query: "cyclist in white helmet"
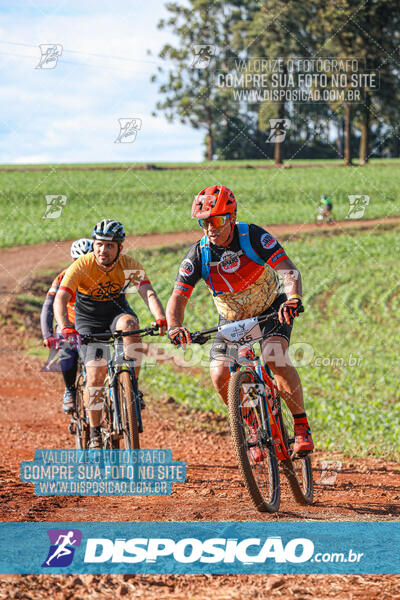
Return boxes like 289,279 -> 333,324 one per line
40,238 -> 93,413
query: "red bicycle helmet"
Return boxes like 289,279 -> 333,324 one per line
191,185 -> 237,218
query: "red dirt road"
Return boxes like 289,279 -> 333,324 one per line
1,331 -> 399,525
1,221 -> 400,598
0,325 -> 399,598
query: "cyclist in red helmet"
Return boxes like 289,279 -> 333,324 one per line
166,185 -> 313,456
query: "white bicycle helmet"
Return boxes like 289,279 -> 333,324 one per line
71,238 -> 93,259
92,219 -> 126,242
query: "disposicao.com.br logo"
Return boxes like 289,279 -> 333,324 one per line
84,536 -> 315,564
40,532 -> 364,570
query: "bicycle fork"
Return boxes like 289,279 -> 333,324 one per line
253,360 -> 275,449
125,359 -> 143,434
108,357 -> 143,435
230,355 -> 275,451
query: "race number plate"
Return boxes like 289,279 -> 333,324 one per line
218,317 -> 263,345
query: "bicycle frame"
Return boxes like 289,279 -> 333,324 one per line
229,342 -> 291,461
192,313 -> 291,460
191,313 -> 313,510
73,326 -> 157,446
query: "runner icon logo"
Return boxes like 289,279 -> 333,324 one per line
36,44 -> 63,69
191,45 -> 216,69
266,119 -> 291,143
41,529 -> 82,568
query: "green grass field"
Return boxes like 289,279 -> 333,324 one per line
129,226 -> 400,459
1,159 -> 399,247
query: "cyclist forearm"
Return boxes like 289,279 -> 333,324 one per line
276,259 -> 303,298
54,289 -> 74,329
148,293 -> 165,321
41,294 -> 55,338
138,285 -> 165,320
166,292 -> 188,328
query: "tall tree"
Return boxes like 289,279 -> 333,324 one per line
232,0 -> 318,164
152,0 -> 243,160
314,0 -> 400,164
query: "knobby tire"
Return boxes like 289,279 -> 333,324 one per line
228,369 -> 280,513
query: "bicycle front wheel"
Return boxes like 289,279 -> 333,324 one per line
118,370 -> 140,449
277,396 -> 313,505
228,369 -> 280,513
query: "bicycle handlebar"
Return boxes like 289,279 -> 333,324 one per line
190,311 -> 280,345
79,325 -> 159,344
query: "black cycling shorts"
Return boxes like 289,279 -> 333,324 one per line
75,304 -> 138,336
75,303 -> 138,366
210,294 -> 292,363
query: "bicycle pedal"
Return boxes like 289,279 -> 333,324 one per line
292,449 -> 313,460
137,391 -> 145,410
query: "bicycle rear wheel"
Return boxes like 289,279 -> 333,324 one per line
74,374 -> 89,449
118,370 -> 140,449
228,369 -> 280,513
277,395 -> 313,505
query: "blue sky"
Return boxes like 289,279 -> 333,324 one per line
0,1 -> 204,163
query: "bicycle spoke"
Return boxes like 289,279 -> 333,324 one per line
278,397 -> 313,504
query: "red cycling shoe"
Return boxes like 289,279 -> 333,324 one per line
293,424 -> 314,455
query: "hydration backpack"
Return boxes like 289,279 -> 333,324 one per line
200,222 -> 265,296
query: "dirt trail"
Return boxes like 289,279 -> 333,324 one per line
1,216 -> 400,305
1,220 -> 400,598
0,326 -> 399,597
1,342 -> 399,524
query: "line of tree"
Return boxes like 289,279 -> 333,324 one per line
151,0 -> 400,163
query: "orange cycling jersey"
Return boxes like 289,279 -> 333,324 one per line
48,268 -> 76,324
60,253 -> 150,315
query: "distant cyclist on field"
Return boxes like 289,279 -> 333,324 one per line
40,238 -> 93,413
54,219 -> 167,449
320,194 -> 333,218
166,185 -> 314,458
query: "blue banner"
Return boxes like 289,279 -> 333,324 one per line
1,522 -> 399,574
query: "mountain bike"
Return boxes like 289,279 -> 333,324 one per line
316,207 -> 335,225
68,326 -> 159,450
191,313 -> 313,513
